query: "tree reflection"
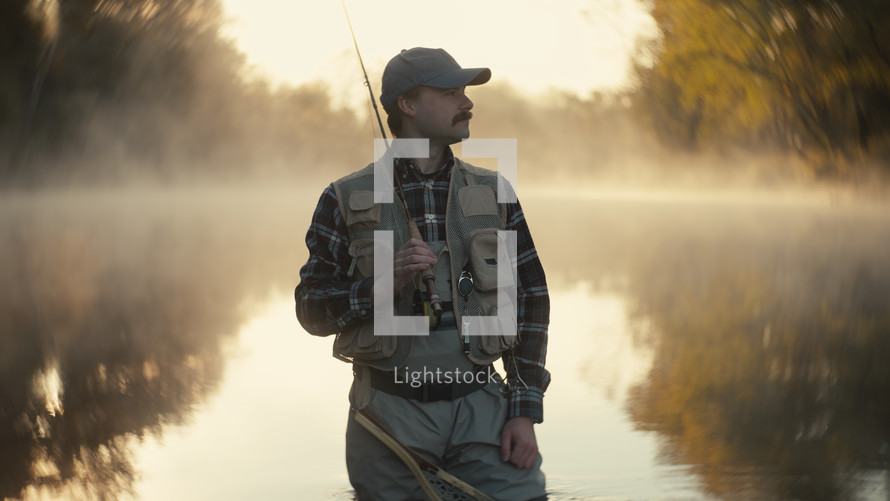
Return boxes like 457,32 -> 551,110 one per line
618,204 -> 890,500
0,191 -> 302,499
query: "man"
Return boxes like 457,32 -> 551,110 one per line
295,47 -> 550,501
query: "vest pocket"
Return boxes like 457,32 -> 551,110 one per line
467,228 -> 502,292
333,322 -> 398,361
347,238 -> 374,279
346,191 -> 381,227
476,295 -> 519,355
459,185 -> 498,217
469,227 -> 520,356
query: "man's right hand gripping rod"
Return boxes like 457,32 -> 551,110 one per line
406,219 -> 443,318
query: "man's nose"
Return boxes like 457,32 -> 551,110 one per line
461,94 -> 474,111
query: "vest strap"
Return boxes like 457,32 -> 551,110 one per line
464,170 -> 477,186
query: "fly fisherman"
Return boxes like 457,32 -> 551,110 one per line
295,47 -> 550,501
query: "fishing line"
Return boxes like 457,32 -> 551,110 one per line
339,0 -> 389,149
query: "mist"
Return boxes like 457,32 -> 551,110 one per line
3,0 -> 888,190
2,0 -> 890,499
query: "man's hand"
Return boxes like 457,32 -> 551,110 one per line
391,238 -> 436,294
500,416 -> 538,469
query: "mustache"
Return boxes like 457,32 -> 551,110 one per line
452,111 -> 473,125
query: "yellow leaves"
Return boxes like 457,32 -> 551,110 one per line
635,0 -> 890,170
622,200 -> 890,496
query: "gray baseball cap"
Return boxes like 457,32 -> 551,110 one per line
380,47 -> 491,114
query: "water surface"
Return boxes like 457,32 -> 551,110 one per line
2,187 -> 888,500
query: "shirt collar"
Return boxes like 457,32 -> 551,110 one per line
396,146 -> 455,182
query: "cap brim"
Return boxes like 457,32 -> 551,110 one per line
424,67 -> 491,89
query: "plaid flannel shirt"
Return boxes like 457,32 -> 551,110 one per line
295,148 -> 550,423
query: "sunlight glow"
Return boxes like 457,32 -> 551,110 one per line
221,0 -> 656,109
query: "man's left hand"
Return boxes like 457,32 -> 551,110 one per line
500,416 -> 538,469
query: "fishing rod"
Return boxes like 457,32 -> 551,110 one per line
340,0 -> 388,151
339,0 -> 443,320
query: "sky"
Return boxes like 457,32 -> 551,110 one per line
220,0 -> 657,110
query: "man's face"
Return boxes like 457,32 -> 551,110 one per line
409,86 -> 475,144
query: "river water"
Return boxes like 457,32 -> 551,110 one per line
1,186 -> 888,500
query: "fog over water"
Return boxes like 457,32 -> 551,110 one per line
1,183 -> 888,500
4,0 -> 890,498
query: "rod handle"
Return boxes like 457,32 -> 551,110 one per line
407,220 -> 443,317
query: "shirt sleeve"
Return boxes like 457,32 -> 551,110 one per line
503,197 -> 551,424
294,184 -> 374,336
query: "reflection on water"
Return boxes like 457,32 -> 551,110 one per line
0,188 -> 310,500
525,193 -> 890,500
130,296 -> 353,500
614,203 -> 890,500
1,188 -> 888,500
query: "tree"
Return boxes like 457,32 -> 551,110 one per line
633,0 -> 890,176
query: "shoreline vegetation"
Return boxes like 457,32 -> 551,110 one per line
2,0 -> 888,192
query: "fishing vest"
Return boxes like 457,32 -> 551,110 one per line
330,158 -> 519,370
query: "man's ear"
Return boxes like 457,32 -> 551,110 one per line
397,94 -> 416,118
